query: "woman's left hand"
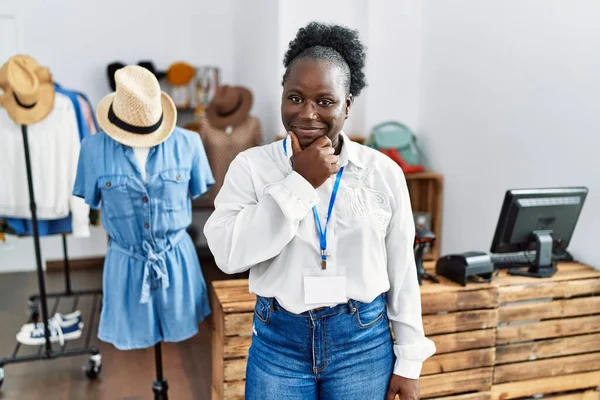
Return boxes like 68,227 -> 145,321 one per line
386,374 -> 420,400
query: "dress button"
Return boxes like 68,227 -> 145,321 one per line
176,175 -> 181,181
144,223 -> 149,229
105,181 -> 111,188
143,196 -> 149,203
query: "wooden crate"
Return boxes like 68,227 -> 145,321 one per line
211,280 -> 256,400
210,264 -> 496,400
491,263 -> 600,400
419,272 -> 498,399
406,172 -> 444,261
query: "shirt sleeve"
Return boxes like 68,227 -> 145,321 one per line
385,166 -> 436,379
63,101 -> 90,238
73,136 -> 101,210
190,133 -> 215,199
203,152 -> 318,274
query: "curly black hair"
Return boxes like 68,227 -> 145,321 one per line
282,22 -> 367,97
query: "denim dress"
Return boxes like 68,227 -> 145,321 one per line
73,128 -> 214,350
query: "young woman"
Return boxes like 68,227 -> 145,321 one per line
204,22 -> 435,400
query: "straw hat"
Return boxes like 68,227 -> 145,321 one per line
97,65 -> 177,148
205,85 -> 253,129
0,54 -> 55,125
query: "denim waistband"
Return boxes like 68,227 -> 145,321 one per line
257,294 -> 386,319
111,230 -> 186,304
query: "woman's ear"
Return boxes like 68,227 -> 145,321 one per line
345,94 -> 353,120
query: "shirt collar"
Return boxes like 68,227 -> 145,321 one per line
338,132 -> 364,169
282,131 -> 364,169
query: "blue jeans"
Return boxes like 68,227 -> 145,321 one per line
246,294 -> 394,399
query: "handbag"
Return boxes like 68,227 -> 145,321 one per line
367,121 -> 425,173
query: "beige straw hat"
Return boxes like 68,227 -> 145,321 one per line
0,54 -> 55,125
97,65 -> 177,148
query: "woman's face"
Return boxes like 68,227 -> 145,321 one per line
281,59 -> 352,150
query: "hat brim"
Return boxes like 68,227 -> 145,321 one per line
0,83 -> 55,125
96,91 -> 177,148
205,88 -> 253,129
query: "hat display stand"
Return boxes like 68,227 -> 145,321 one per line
0,124 -> 103,389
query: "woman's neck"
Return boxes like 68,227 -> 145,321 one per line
332,134 -> 343,155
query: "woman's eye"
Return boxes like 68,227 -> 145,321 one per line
289,96 -> 302,103
318,99 -> 333,106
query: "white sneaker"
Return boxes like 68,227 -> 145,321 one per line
16,317 -> 83,346
20,311 -> 83,332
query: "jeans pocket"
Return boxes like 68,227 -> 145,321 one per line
354,299 -> 386,329
253,297 -> 270,324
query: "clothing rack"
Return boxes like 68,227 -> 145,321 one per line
0,125 -> 103,389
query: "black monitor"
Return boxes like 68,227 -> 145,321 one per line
490,187 -> 588,278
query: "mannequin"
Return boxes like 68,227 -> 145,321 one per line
133,147 -> 151,181
73,66 -> 214,399
196,85 -> 261,207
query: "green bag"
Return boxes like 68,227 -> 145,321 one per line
367,121 -> 422,166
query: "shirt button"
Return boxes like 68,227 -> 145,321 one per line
144,223 -> 149,229
143,196 -> 149,203
105,181 -> 111,188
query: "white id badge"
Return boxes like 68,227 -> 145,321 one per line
303,276 -> 347,305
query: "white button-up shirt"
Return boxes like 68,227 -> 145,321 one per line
0,93 -> 90,236
204,132 -> 436,378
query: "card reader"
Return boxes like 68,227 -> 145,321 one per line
436,251 -> 496,286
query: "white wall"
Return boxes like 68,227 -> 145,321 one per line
11,0 -> 235,106
419,0 -> 600,267
365,0 -> 422,133
232,0 -> 280,141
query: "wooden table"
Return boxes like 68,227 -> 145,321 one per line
209,262 -> 600,400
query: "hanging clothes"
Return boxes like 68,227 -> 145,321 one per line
4,84 -> 95,236
0,92 -> 90,237
73,127 -> 214,350
77,94 -> 98,135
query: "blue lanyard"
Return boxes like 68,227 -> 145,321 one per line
283,137 -> 344,269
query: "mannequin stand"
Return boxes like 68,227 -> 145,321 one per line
0,125 -> 102,390
152,343 -> 169,399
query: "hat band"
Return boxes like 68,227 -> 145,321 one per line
216,94 -> 244,118
108,102 -> 163,134
13,92 -> 36,109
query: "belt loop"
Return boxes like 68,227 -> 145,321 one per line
347,299 -> 356,314
269,297 -> 275,311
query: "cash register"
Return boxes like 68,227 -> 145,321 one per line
436,186 -> 588,285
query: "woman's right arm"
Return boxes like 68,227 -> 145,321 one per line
203,152 -> 318,274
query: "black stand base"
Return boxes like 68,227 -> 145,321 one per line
153,379 -> 169,400
153,342 -> 168,400
508,231 -> 557,278
508,266 -> 557,278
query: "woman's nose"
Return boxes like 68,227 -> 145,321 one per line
298,102 -> 318,120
